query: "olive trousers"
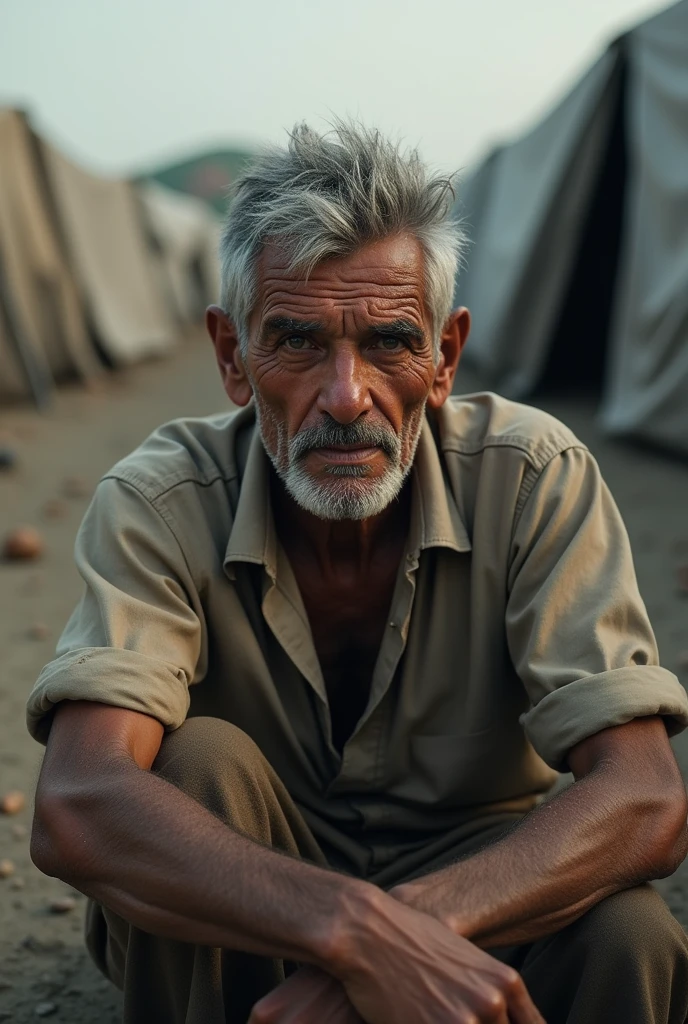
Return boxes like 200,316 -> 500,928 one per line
85,717 -> 688,1024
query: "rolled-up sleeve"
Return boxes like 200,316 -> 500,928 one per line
507,446 -> 688,770
27,476 -> 202,744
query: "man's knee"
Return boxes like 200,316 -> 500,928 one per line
570,885 -> 688,969
154,716 -> 266,787
152,717 -> 278,837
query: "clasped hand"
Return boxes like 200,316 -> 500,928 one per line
249,897 -> 545,1024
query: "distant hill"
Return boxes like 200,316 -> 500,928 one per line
142,148 -> 255,215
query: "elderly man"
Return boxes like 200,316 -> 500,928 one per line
28,122 -> 688,1024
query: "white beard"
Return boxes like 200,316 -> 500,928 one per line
253,396 -> 425,521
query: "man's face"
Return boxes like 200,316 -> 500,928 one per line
244,233 -> 438,520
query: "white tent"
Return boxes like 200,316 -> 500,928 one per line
41,143 -> 177,367
136,181 -> 221,327
0,109 -> 101,405
456,0 -> 688,455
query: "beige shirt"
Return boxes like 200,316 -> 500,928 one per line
27,393 -> 688,876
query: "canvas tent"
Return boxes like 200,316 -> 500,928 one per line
41,143 -> 177,367
0,108 -> 225,407
0,109 -> 101,404
137,181 -> 221,326
455,0 -> 688,455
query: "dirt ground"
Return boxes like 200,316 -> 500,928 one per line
1,334 -> 687,1023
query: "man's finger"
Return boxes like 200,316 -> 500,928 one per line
502,970 -> 547,1024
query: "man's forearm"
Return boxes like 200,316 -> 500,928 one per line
392,727 -> 688,948
34,761 -> 371,969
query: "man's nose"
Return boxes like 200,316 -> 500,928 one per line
316,346 -> 373,423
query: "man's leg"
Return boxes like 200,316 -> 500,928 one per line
499,884 -> 688,1024
85,716 -> 328,1024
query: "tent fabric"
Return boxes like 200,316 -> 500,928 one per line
455,0 -> 688,455
136,181 -> 221,326
455,46 -> 623,397
602,0 -> 688,452
0,109 -> 100,400
42,144 -> 176,366
0,295 -> 31,401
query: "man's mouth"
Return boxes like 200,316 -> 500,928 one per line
311,445 -> 381,464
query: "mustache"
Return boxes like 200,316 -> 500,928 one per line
289,420 -> 400,461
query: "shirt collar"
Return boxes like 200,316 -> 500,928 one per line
223,412 -> 471,580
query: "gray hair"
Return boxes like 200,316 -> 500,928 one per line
218,120 -> 466,359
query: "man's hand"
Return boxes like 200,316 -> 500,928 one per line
249,967 -> 363,1023
335,896 -> 544,1024
250,900 -> 544,1024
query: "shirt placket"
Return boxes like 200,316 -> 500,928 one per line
327,553 -> 419,796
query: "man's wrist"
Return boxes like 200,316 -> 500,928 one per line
312,877 -> 396,980
389,877 -> 470,937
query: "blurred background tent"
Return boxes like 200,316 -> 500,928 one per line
0,109 -> 100,406
0,109 -> 224,407
455,0 -> 688,456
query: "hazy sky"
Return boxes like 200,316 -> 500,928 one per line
1,0 -> 669,177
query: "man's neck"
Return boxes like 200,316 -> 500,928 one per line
271,474 -> 411,579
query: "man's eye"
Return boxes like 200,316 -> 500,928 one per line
282,335 -> 314,350
372,336 -> 405,351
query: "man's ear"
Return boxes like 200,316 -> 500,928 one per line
205,306 -> 254,407
427,307 -> 471,410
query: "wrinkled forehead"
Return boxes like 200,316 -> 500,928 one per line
250,233 -> 429,328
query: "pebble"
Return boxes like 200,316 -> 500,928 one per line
62,475 -> 90,499
48,896 -> 76,914
34,1003 -> 57,1018
41,499 -> 68,521
28,622 -> 51,641
10,877 -> 25,890
0,447 -> 17,471
11,823 -> 28,840
0,859 -> 15,878
1,790 -> 26,815
3,527 -> 44,562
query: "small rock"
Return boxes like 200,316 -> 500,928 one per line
0,859 -> 15,878
3,527 -> 44,562
49,896 -> 76,914
1,790 -> 26,815
28,622 -> 51,641
10,876 -> 25,890
11,823 -> 28,839
0,447 -> 17,471
35,1003 -> 57,1018
62,475 -> 90,499
41,499 -> 68,521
